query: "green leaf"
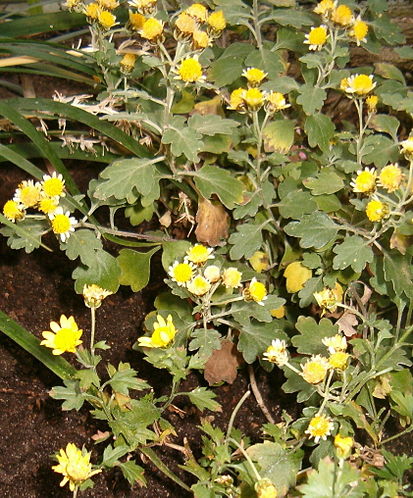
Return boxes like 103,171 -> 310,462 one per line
298,275 -> 324,307
102,445 -> 130,467
161,240 -> 192,271
303,168 -> 344,195
267,8 -> 314,28
107,362 -> 150,395
292,317 -> 338,355
282,359 -> 316,402
278,190 -> 317,219
296,85 -> 327,115
189,328 -> 222,361
369,113 -> 400,140
188,114 -> 239,135
371,17 -> 405,46
263,120 -> 295,154
362,134 -> 399,168
245,48 -> 284,79
94,157 -> 162,203
124,203 -> 154,226
208,43 -> 253,85
118,460 -> 147,486
228,222 -> 264,260
0,11 -> 87,37
231,295 -> 285,324
187,387 -> 221,412
247,442 -> 303,496
304,115 -> 335,152
0,143 -> 44,179
332,236 -> 374,273
162,117 -> 203,162
73,250 -> 121,293
63,229 -> 103,266
192,165 -> 243,209
0,217 -> 49,253
237,321 -> 288,364
50,379 -> 85,411
117,246 -> 160,292
382,250 -> 413,298
284,212 -> 339,249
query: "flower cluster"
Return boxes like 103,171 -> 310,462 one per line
228,67 -> 290,113
2,173 -> 77,242
81,0 -> 118,29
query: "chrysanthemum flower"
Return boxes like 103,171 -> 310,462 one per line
350,17 -> 368,46
228,88 -> 246,111
313,0 -> 334,16
265,92 -> 290,112
284,261 -> 312,293
187,275 -> 211,296
3,200 -> 25,222
351,167 -> 376,193
129,11 -> 145,30
98,10 -> 116,29
83,284 -> 113,309
140,17 -> 164,41
270,305 -> 285,319
168,260 -> 194,286
138,314 -> 177,348
331,4 -> 353,26
120,53 -> 137,72
98,0 -> 119,9
52,443 -> 101,492
13,180 -> 41,208
41,172 -> 65,198
49,207 -> 77,242
334,434 -> 354,458
207,10 -> 226,33
65,0 -> 81,9
366,199 -> 388,222
322,333 -> 347,354
378,164 -> 402,192
175,12 -> 197,35
263,339 -> 288,366
242,67 -> 267,87
38,195 -> 59,215
186,3 -> 208,23
255,478 -> 278,498
85,2 -> 100,19
176,57 -> 204,83
244,277 -> 268,305
244,88 -> 265,110
329,351 -> 350,370
204,265 -> 221,283
222,267 -> 242,288
305,414 -> 334,443
301,355 -> 329,384
341,74 -> 376,95
400,136 -> 413,156
128,0 -> 157,14
41,315 -> 83,355
186,244 -> 214,264
366,94 -> 378,113
192,30 -> 211,50
304,25 -> 328,50
314,283 -> 343,314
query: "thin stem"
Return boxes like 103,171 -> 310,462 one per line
228,437 -> 261,481
252,0 -> 263,53
73,488 -> 78,498
226,390 -> 251,440
317,369 -> 334,415
381,424 -> 413,445
248,365 -> 276,424
79,222 -> 172,242
90,306 -> 96,357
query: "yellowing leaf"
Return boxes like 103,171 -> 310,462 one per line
263,120 -> 295,154
283,261 -> 312,293
192,95 -> 224,116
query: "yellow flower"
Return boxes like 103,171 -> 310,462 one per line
263,339 -> 288,366
175,12 -> 196,35
255,478 -> 278,498
284,261 -> 312,293
400,136 -> 413,156
52,443 -> 101,492
304,25 -> 328,50
301,355 -> 330,384
204,265 -> 221,283
366,94 -> 378,113
242,67 -> 267,87
140,17 -> 164,41
186,3 -> 208,23
168,261 -> 195,286
129,11 -> 145,30
313,0 -> 334,16
228,88 -> 246,111
49,207 -> 77,242
13,179 -> 41,208
249,251 -> 270,273
192,30 -> 211,50
366,199 -> 388,222
3,200 -> 25,222
83,284 -> 113,309
322,333 -> 347,353
270,305 -> 285,319
334,434 -> 354,458
128,0 -> 157,14
351,167 -> 376,193
176,57 -> 204,83
331,4 -> 353,26
245,277 -> 267,305
222,267 -> 242,288
41,172 -> 65,198
207,10 -> 226,33
329,351 -> 350,370
98,10 -> 116,29
305,414 -> 334,443
244,88 -> 264,110
265,91 -> 290,112
98,0 -> 119,9
350,17 -> 368,45
341,74 -> 376,95
41,315 -> 83,355
314,283 -> 343,314
378,164 -> 402,192
187,275 -> 211,296
120,53 -> 137,72
85,2 -> 100,19
38,195 -> 59,215
186,244 -> 214,264
65,0 -> 81,9
138,314 -> 177,348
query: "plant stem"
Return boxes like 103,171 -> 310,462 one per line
381,424 -> 413,445
226,390 -> 251,440
228,437 -> 261,481
90,306 -> 96,356
248,365 -> 276,424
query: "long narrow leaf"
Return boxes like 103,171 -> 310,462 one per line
0,12 -> 87,37
0,310 -> 77,380
0,143 -> 45,179
0,65 -> 96,85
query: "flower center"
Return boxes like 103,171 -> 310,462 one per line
52,214 -> 71,234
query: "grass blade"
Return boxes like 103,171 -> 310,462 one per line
0,143 -> 45,179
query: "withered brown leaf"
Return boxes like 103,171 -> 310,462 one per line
195,197 -> 229,247
204,339 -> 243,385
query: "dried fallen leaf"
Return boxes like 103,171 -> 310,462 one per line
91,430 -> 110,442
204,339 -> 243,385
195,197 -> 229,247
336,311 -> 358,337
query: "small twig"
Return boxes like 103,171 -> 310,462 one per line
248,365 -> 276,424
